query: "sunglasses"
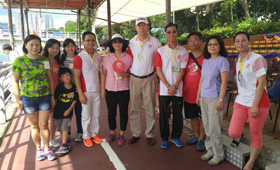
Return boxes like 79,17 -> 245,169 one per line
112,39 -> 123,44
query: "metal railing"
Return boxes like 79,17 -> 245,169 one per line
0,65 -> 13,123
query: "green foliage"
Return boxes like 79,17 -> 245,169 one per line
65,21 -> 77,33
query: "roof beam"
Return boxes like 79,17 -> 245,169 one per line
63,0 -> 68,10
24,0 -> 29,10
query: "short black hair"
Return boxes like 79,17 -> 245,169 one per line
60,38 -> 78,66
58,67 -> 72,77
187,31 -> 202,40
2,44 -> 12,51
203,35 -> 228,59
82,31 -> 96,41
43,39 -> 61,64
165,22 -> 178,32
22,35 -> 42,54
234,31 -> 250,42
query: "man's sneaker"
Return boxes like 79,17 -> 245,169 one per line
201,153 -> 213,161
91,136 -> 102,144
83,138 -> 94,147
161,141 -> 169,149
118,135 -> 125,146
36,147 -> 45,161
106,134 -> 116,143
170,138 -> 184,147
208,158 -> 224,166
196,139 -> 206,151
55,143 -> 71,154
45,148 -> 56,161
186,135 -> 198,145
75,133 -> 83,142
50,140 -> 60,148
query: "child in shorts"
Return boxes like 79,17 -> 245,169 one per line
53,68 -> 78,155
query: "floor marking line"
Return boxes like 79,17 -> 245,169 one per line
100,139 -> 126,170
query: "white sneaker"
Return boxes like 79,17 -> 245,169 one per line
75,133 -> 83,142
49,140 -> 60,148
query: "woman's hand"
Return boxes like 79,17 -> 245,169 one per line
251,105 -> 259,118
101,89 -> 106,98
64,109 -> 71,117
79,93 -> 87,104
196,96 -> 201,106
51,96 -> 55,109
216,100 -> 223,111
16,100 -> 23,110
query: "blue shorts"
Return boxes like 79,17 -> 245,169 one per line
21,95 -> 51,114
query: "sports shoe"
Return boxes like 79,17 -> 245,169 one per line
186,135 -> 198,145
196,139 -> 206,151
170,138 -> 184,147
45,148 -> 56,161
201,153 -> 213,161
106,134 -> 116,143
55,143 -> 71,154
50,140 -> 60,148
36,147 -> 45,161
118,135 -> 125,146
83,138 -> 94,147
208,158 -> 224,166
75,133 -> 83,142
161,141 -> 169,149
92,136 -> 103,144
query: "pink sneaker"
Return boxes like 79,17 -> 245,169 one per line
45,148 -> 56,161
36,147 -> 45,161
118,135 -> 125,146
106,134 -> 116,143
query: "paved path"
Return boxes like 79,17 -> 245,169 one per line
0,99 -> 239,170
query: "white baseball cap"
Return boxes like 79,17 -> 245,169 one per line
135,17 -> 149,25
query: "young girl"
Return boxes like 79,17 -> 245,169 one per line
12,35 -> 56,161
43,39 -> 61,147
60,38 -> 83,142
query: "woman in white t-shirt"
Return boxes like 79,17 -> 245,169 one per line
228,32 -> 269,170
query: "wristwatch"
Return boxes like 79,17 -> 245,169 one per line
69,107 -> 73,111
173,85 -> 178,89
219,98 -> 223,102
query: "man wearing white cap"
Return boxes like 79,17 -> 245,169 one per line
128,17 -> 162,145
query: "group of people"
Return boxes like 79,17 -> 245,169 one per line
11,16 -> 269,170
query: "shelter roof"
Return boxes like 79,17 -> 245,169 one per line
94,0 -> 223,27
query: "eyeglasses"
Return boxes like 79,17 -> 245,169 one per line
166,31 -> 177,34
207,43 -> 219,47
112,39 -> 123,44
84,39 -> 96,43
238,70 -> 241,82
188,40 -> 201,44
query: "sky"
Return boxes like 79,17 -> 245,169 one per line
0,8 -> 76,28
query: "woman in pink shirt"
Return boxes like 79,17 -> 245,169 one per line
43,39 -> 61,148
101,34 -> 132,145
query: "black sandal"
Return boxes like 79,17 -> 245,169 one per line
231,133 -> 243,147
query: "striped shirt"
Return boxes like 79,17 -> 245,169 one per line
61,57 -> 75,84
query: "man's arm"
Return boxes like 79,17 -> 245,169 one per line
74,68 -> 87,104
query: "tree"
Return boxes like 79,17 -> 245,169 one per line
240,0 -> 250,18
65,21 -> 77,32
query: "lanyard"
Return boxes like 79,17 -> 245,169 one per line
238,49 -> 251,73
167,45 -> 178,63
84,50 -> 98,67
138,34 -> 149,49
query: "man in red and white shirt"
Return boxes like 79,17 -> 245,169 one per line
74,31 -> 102,147
154,22 -> 188,149
128,17 -> 162,145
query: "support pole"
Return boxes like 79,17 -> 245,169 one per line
88,0 -> 91,31
24,9 -> 30,35
166,0 -> 171,24
78,10 -> 81,51
7,0 -> 14,50
76,10 -> 79,46
107,0 -> 112,40
20,0 -> 25,44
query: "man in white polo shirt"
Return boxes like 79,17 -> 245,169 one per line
128,17 -> 162,145
74,31 -> 103,147
154,22 -> 188,149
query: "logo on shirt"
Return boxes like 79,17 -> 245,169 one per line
246,64 -> 250,68
58,93 -> 74,103
149,45 -> 152,48
189,63 -> 198,73
178,55 -> 181,59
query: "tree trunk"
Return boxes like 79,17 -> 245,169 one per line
264,0 -> 271,22
230,4 -> 233,23
240,0 -> 250,18
196,7 -> 200,31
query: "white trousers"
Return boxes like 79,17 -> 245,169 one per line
81,91 -> 101,139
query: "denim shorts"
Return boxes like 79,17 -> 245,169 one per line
21,95 -> 51,114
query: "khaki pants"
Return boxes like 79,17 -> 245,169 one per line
129,74 -> 157,138
200,97 -> 224,160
